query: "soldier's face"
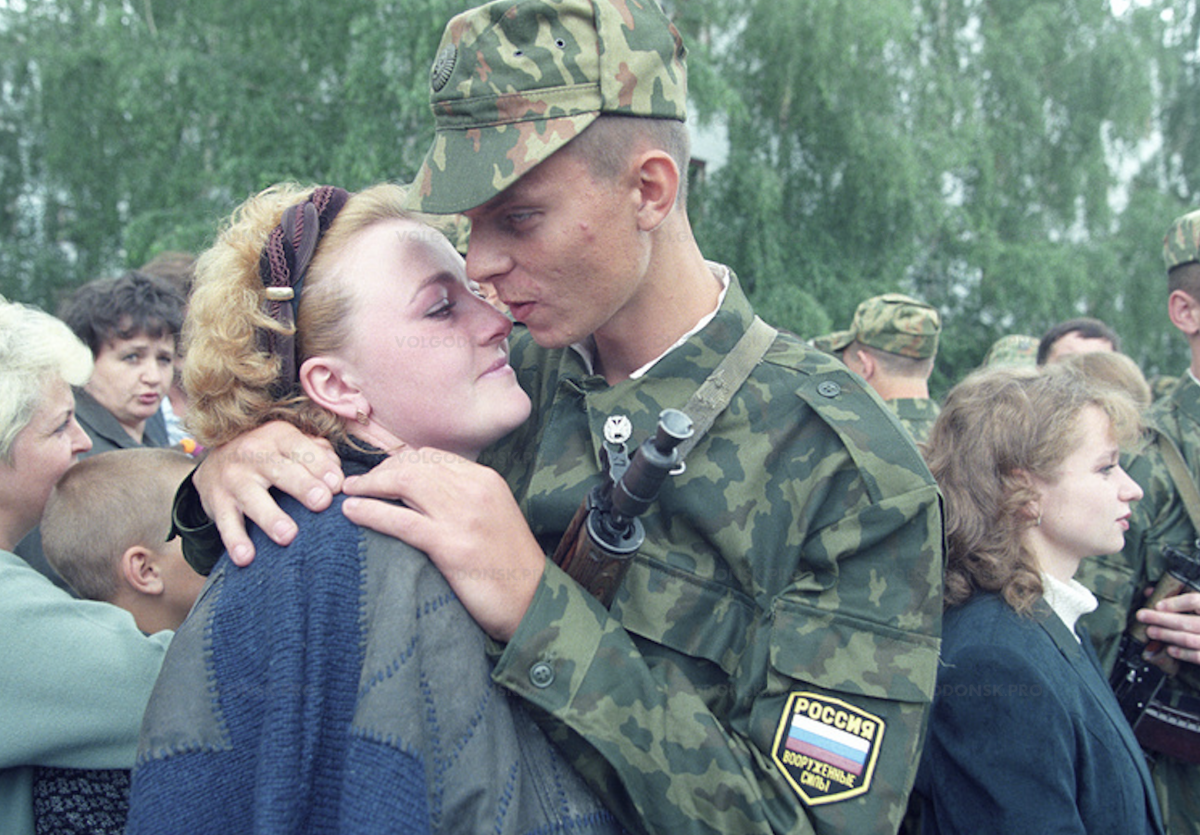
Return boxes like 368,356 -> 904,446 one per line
1027,405 -> 1143,578
462,147 -> 648,351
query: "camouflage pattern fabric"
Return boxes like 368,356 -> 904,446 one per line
981,334 -> 1039,368
1153,375 -> 1183,404
409,0 -> 688,214
819,294 -> 940,360
1076,373 -> 1200,835
808,333 -> 837,355
885,398 -> 940,446
1163,209 -> 1200,271
482,272 -> 944,835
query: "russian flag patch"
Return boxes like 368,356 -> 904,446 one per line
771,691 -> 885,805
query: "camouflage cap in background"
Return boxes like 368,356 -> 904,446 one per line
982,334 -> 1039,368
808,333 -> 837,355
819,293 -> 941,359
408,0 -> 688,215
1163,208 -> 1200,271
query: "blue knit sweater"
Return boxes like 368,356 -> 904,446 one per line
127,445 -> 620,835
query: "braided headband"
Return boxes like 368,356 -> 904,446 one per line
257,186 -> 350,394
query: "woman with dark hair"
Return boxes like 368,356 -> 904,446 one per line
57,271 -> 184,452
914,363 -> 1162,835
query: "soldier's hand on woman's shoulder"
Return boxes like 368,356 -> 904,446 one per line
343,448 -> 545,642
195,420 -> 343,565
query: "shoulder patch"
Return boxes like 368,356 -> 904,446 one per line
771,691 -> 885,806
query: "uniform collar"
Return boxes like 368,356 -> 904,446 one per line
568,262 -> 732,379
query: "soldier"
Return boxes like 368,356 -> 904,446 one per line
814,293 -> 942,444
174,1 -> 944,832
1075,208 -> 1200,835
1037,316 -> 1121,366
981,333 -> 1039,369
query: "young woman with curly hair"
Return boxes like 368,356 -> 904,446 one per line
126,183 -> 620,835
913,363 -> 1162,835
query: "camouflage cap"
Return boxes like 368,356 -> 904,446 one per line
408,0 -> 688,215
808,333 -> 838,355
982,334 -> 1039,368
821,293 -> 941,359
1163,208 -> 1200,272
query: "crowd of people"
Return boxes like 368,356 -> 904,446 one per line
2,0 -> 1200,833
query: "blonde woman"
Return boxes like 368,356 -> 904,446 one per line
125,184 -> 619,834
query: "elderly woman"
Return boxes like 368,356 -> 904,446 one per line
0,297 -> 170,835
126,184 -> 620,834
13,272 -> 185,590
913,364 -> 1162,835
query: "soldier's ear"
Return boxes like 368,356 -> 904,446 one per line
1168,289 -> 1200,337
853,349 -> 876,381
632,149 -> 679,233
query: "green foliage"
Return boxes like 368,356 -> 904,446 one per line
1,0 -> 1198,394
0,0 -> 459,310
693,0 -> 1192,391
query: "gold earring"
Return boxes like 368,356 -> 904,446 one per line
356,409 -> 369,426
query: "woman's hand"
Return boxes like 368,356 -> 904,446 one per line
194,421 -> 343,564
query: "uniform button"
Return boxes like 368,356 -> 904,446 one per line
529,661 -> 555,689
817,381 -> 841,398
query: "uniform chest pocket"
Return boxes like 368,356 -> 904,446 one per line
769,599 -> 939,704
615,558 -> 757,677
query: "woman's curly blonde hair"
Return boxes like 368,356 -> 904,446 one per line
924,362 -> 1144,615
183,182 -> 414,448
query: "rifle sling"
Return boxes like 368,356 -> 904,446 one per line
676,316 -> 777,460
1155,428 -> 1200,535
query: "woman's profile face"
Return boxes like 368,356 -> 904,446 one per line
332,218 -> 531,458
0,376 -> 92,547
1029,405 -> 1144,577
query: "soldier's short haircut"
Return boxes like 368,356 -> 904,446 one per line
1036,317 -> 1121,365
1169,262 -> 1200,301
564,114 -> 692,208
852,342 -> 935,380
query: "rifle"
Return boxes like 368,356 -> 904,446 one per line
1110,543 -> 1200,763
551,408 -> 694,607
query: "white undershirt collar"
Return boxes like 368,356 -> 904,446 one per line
569,262 -> 731,379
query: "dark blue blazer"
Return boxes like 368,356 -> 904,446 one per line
914,592 -> 1164,835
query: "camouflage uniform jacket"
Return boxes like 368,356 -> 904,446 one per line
1076,372 -> 1200,835
482,272 -> 944,835
885,398 -> 940,446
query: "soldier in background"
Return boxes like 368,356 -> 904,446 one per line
814,293 -> 942,444
981,334 -> 1039,369
1076,208 -> 1200,835
174,1 -> 944,832
1037,316 -> 1121,365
